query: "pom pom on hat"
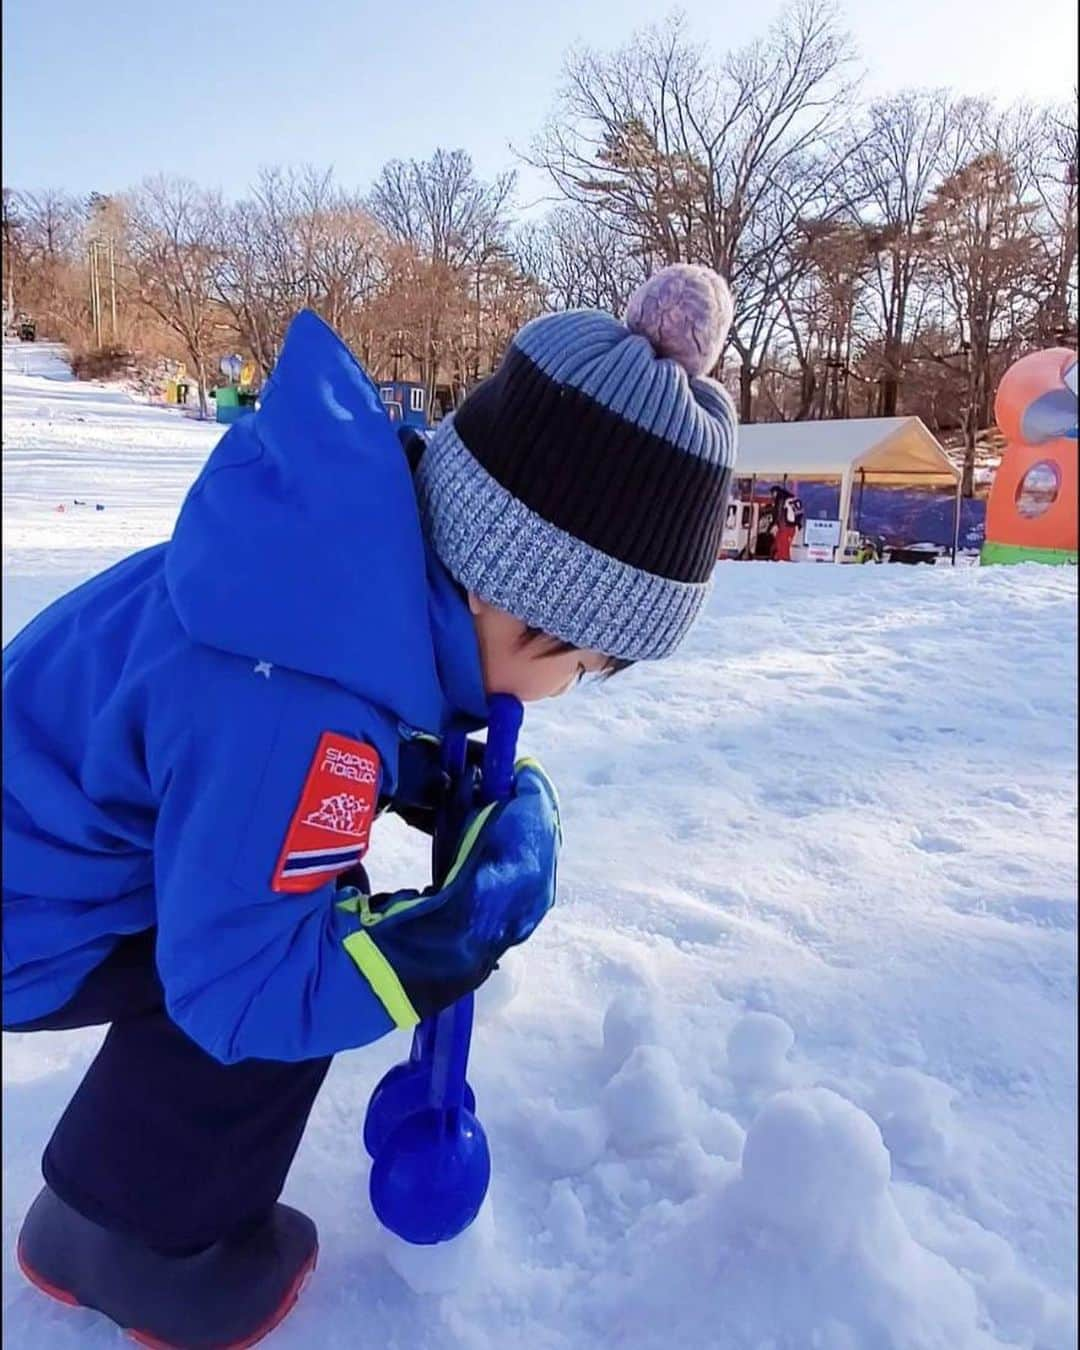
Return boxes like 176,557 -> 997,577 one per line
624,263 -> 733,379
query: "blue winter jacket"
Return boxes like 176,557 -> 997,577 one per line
2,310 -> 488,1062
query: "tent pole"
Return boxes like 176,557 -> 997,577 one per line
856,469 -> 866,532
748,475 -> 756,562
836,471 -> 854,563
951,479 -> 962,565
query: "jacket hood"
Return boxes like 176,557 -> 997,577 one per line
165,310 -> 486,735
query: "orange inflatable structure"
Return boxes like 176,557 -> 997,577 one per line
982,348 -> 1077,565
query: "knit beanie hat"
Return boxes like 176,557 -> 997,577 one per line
416,263 -> 738,661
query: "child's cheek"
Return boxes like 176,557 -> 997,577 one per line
482,652 -> 574,703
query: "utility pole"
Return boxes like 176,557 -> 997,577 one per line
88,240 -> 102,347
109,237 -> 117,341
86,189 -> 120,347
87,237 -> 118,346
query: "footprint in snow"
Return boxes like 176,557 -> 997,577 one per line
913,829 -> 966,855
980,784 -> 1032,810
947,893 -> 1076,932
816,684 -> 855,701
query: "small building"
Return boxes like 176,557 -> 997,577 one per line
378,380 -> 429,430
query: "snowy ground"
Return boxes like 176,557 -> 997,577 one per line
3,340 -> 1077,1350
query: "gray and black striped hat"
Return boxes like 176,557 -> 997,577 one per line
417,264 -> 738,661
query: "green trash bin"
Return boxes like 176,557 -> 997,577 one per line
215,386 -> 243,424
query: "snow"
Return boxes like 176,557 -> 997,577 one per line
3,340 -> 1077,1349
603,1045 -> 689,1154
726,1011 -> 796,1088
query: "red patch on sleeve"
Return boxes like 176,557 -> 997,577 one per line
272,733 -> 380,894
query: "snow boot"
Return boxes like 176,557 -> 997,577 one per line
16,1185 -> 317,1349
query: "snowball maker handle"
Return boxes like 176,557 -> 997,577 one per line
427,694 -> 524,1109
481,693 -> 525,805
365,696 -> 524,1245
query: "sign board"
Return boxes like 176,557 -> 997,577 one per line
803,518 -> 842,549
805,544 -> 835,563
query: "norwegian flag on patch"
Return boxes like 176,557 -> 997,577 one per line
272,732 -> 380,894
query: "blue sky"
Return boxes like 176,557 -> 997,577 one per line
3,0 -> 1076,205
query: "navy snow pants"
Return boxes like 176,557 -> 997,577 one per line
4,930 -> 331,1254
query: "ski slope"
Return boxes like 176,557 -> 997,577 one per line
2,340 -> 1077,1350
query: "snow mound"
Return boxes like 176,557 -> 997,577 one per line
726,1011 -> 796,1089
586,1084 -> 1080,1349
597,1088 -> 988,1349
697,1107 -> 746,1161
603,1045 -> 688,1155
870,1067 -> 958,1175
731,1087 -> 892,1252
543,1180 -> 589,1256
601,987 -> 666,1075
528,1098 -> 608,1177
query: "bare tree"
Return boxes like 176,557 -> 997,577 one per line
922,136 -> 1044,492
124,177 -> 222,416
530,1 -> 858,417
369,149 -> 515,269
368,150 -> 516,400
19,189 -> 83,261
846,89 -> 959,415
452,247 -> 544,390
778,218 -> 873,419
1,189 -> 90,339
209,194 -> 281,378
514,205 -> 644,314
211,167 -> 387,378
1031,96 -> 1079,346
2,188 -> 23,320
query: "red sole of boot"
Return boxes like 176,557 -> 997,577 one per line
16,1241 -> 318,1350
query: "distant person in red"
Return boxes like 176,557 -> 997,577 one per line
770,487 -> 804,561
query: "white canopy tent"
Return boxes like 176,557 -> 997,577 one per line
732,416 -> 962,560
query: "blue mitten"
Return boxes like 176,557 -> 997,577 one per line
339,760 -> 560,1021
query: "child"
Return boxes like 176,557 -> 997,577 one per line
2,263 -> 736,1348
